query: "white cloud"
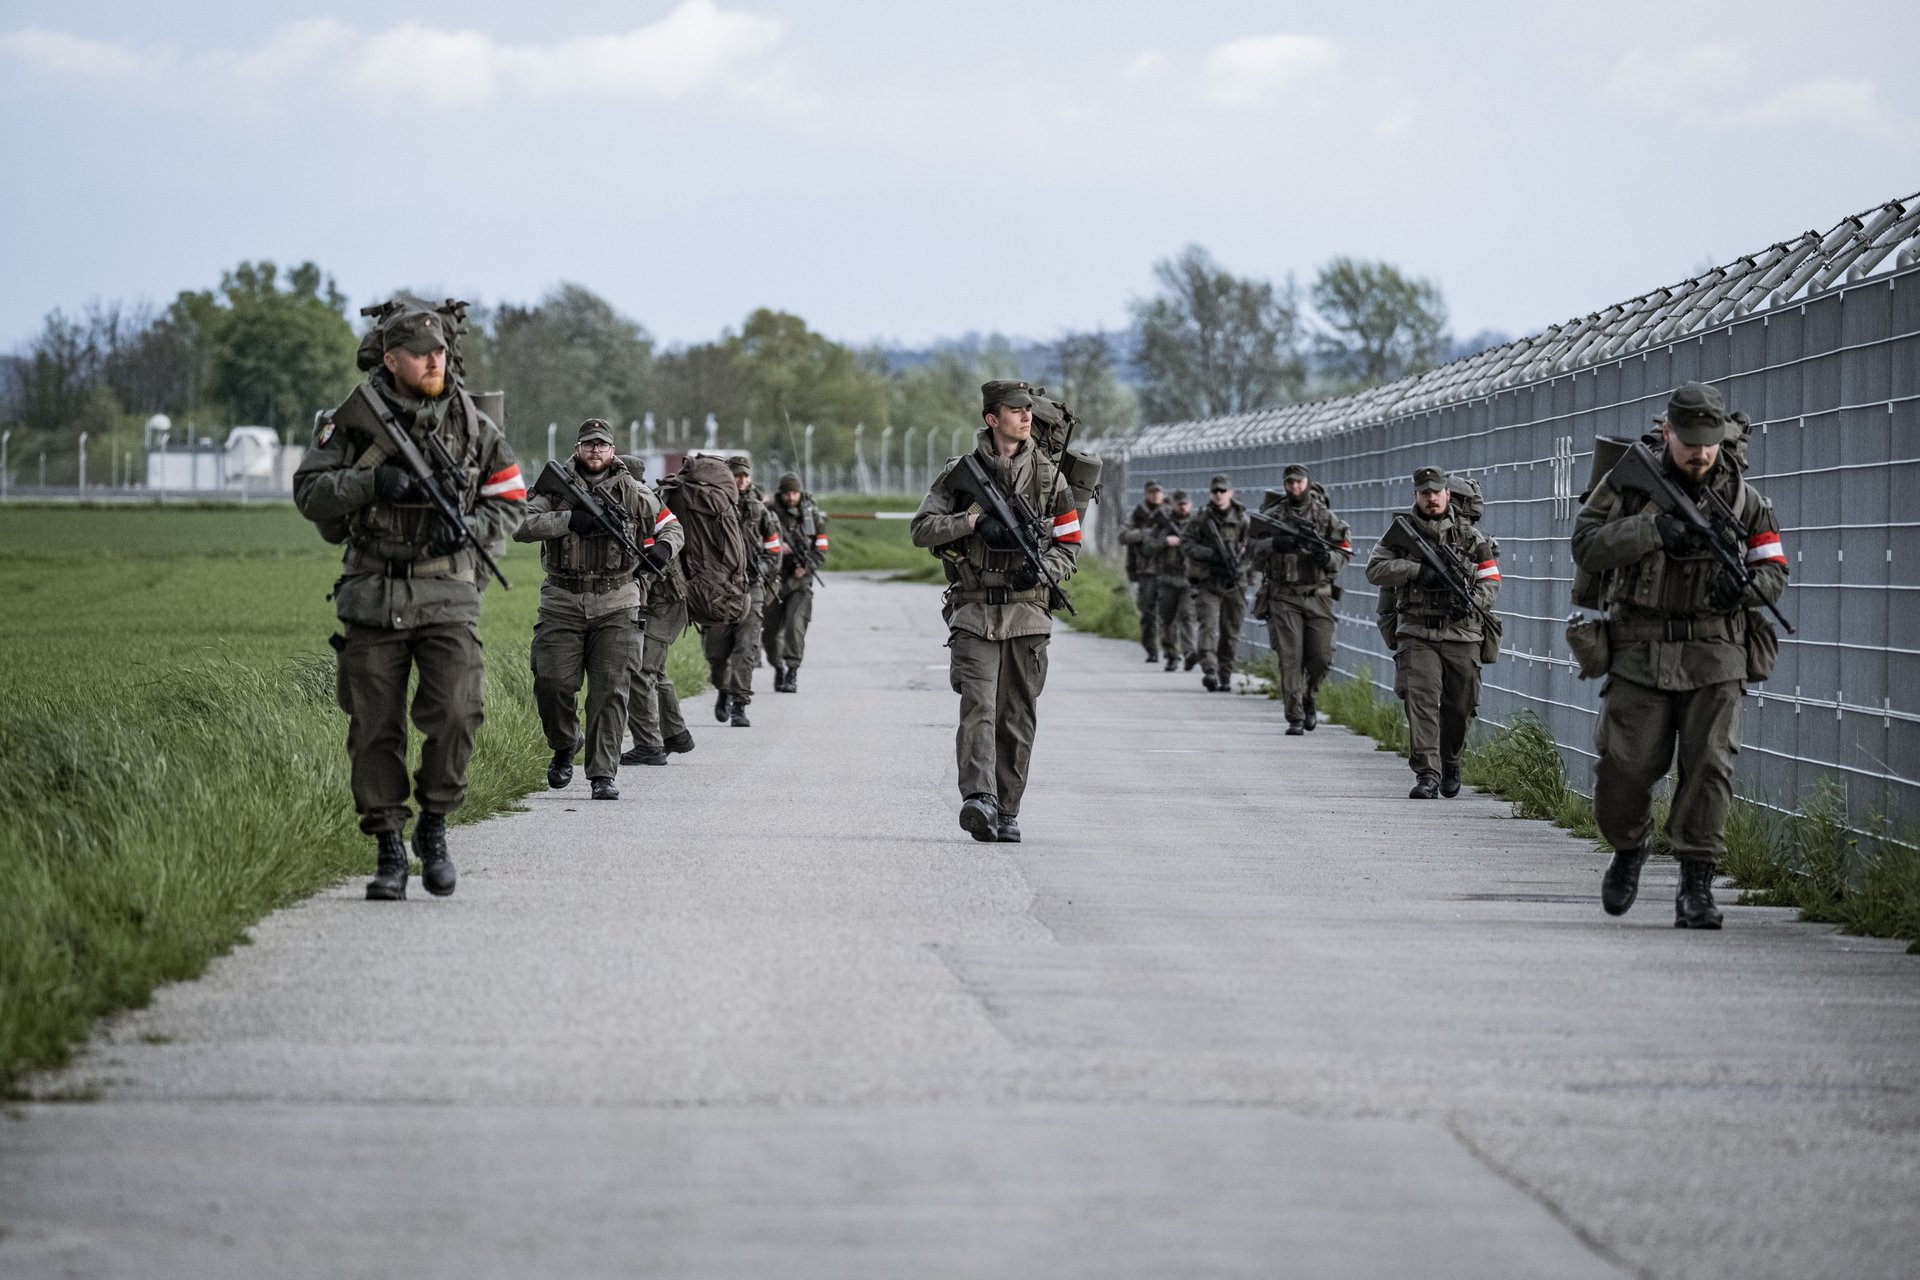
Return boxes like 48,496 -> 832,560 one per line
1202,34 -> 1340,110
0,2 -> 802,112
1122,51 -> 1169,82
1733,78 -> 1893,137
1603,45 -> 1894,138
1604,44 -> 1746,110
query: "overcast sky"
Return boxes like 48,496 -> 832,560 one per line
3,0 -> 1915,354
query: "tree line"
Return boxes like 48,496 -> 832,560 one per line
2,249 -> 1467,484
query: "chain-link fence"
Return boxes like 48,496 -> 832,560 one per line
1092,192 -> 1920,833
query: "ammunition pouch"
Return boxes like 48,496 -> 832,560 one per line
1744,611 -> 1779,682
1567,614 -> 1611,679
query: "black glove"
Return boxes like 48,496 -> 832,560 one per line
427,517 -> 478,558
1308,544 -> 1332,566
568,505 -> 600,535
974,514 -> 1020,551
1415,564 -> 1450,590
644,541 -> 675,572
1656,513 -> 1706,556
1007,562 -> 1042,592
373,464 -> 418,503
1707,571 -> 1746,612
1445,597 -> 1473,622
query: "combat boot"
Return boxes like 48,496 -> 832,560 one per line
1675,860 -> 1724,930
995,813 -> 1021,843
663,730 -> 696,754
1601,847 -> 1648,916
1202,673 -> 1219,691
1302,697 -> 1318,730
1409,770 -> 1440,800
714,691 -> 733,723
1184,653 -> 1200,671
366,831 -> 408,901
730,704 -> 751,728
959,793 -> 999,843
413,812 -> 456,897
1144,651 -> 1159,663
1440,765 -> 1462,798
1285,720 -> 1305,736
548,733 -> 582,789
1164,655 -> 1179,672
621,745 -> 669,766
783,667 -> 799,692
589,777 -> 620,801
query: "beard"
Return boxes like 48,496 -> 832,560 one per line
408,371 -> 447,399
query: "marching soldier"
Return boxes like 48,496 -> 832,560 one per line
1117,479 -> 1169,663
764,473 -> 828,693
1249,465 -> 1351,733
1182,474 -> 1250,692
1365,467 -> 1500,800
704,455 -> 783,727
514,420 -> 679,800
1153,489 -> 1200,672
293,299 -> 525,900
621,455 -> 697,767
1573,382 -> 1789,929
910,379 -> 1081,842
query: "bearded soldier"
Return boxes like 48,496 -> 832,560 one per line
1365,467 -> 1500,800
705,455 -> 783,727
1249,465 -> 1352,733
764,473 -> 828,693
514,420 -> 679,800
293,300 -> 525,900
1183,474 -> 1250,692
1116,479 -> 1169,663
1573,382 -> 1789,929
910,380 -> 1081,842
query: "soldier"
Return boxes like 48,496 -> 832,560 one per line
1182,474 -> 1250,692
1116,479 -> 1169,663
764,473 -> 828,693
704,455 -> 783,728
513,420 -> 679,800
1153,489 -> 1200,672
293,300 -> 525,900
1573,382 -> 1788,929
1365,466 -> 1500,800
621,455 -> 697,767
910,379 -> 1081,842
1249,465 -> 1352,734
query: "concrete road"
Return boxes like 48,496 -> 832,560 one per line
4,573 -> 1917,1279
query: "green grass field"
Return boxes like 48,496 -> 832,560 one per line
0,502 -> 708,1091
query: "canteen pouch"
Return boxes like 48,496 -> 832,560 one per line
1566,614 -> 1610,680
1744,610 -> 1778,682
1479,609 -> 1503,665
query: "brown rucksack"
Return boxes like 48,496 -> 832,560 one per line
659,455 -> 750,626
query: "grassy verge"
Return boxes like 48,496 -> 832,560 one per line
0,503 -> 706,1092
1059,554 -> 1140,642
1310,665 -> 1919,950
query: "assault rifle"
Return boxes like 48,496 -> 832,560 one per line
945,453 -> 1075,615
1251,497 -> 1346,556
1379,515 -> 1478,621
1604,441 -> 1794,634
379,413 -> 511,591
1195,507 -> 1245,592
532,460 -> 649,568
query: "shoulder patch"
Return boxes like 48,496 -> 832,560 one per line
315,420 -> 336,448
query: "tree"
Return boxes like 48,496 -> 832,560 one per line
207,261 -> 359,434
653,340 -> 749,438
1046,330 -> 1138,434
1130,246 -> 1305,423
728,309 -> 887,469
488,284 -> 654,458
1309,257 -> 1449,390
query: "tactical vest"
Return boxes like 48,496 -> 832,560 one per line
541,463 -> 645,592
1603,470 -> 1757,620
1387,512 -> 1487,623
337,380 -> 487,571
939,448 -> 1062,604
1267,496 -> 1341,591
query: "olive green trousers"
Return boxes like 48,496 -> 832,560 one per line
763,577 -> 814,671
1593,675 -> 1741,863
335,621 -> 483,835
1191,585 -> 1245,679
1267,593 -> 1335,722
702,582 -> 766,704
628,600 -> 689,752
533,606 -> 641,782
948,629 -> 1050,816
1393,637 -> 1481,775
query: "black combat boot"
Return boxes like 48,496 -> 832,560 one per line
1144,651 -> 1159,663
783,667 -> 799,693
959,793 -> 999,843
1184,653 -> 1200,670
590,777 -> 620,801
1302,697 -> 1318,730
1164,655 -> 1179,672
1601,847 -> 1648,916
1440,765 -> 1462,798
621,745 -> 669,766
366,831 -> 408,901
714,691 -> 733,723
1203,673 -> 1220,691
1675,860 -> 1724,930
413,812 -> 456,897
730,701 -> 751,727
1409,770 -> 1440,800
663,730 -> 696,754
1285,720 -> 1305,736
548,733 -> 582,789
995,813 -> 1021,843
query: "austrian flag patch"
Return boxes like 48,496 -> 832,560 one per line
1052,511 -> 1083,544
480,464 -> 526,500
1746,531 -> 1787,565
1474,559 -> 1500,582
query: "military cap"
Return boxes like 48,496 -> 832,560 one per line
1143,479 -> 1164,492
576,419 -> 615,445
381,307 -> 448,355
1413,466 -> 1449,492
726,454 -> 752,476
981,379 -> 1035,412
777,472 -> 803,494
1283,464 -> 1309,480
1662,381 -> 1728,445
1170,489 -> 1191,503
1209,474 -> 1231,492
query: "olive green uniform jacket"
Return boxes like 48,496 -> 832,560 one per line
1364,508 -> 1500,644
1249,492 -> 1352,621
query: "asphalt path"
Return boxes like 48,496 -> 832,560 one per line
4,572 -> 1917,1279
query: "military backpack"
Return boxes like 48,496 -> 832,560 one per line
659,455 -> 750,626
